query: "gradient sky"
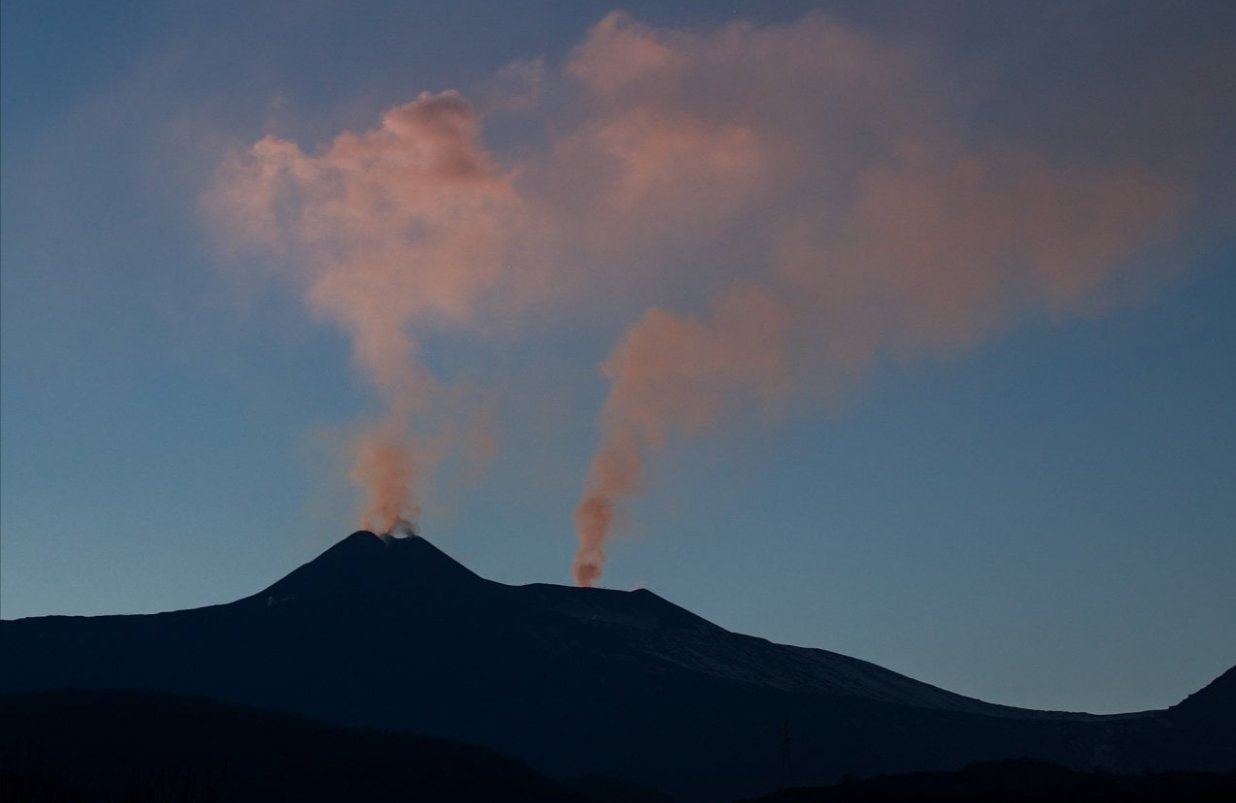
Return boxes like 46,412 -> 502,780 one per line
2,1 -> 1233,715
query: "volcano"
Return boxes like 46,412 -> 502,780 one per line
2,531 -> 1232,801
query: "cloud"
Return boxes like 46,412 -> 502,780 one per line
206,11 -> 1211,579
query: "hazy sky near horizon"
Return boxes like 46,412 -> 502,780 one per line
2,1 -> 1234,714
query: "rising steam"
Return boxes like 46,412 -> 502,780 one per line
560,13 -> 1194,584
573,285 -> 791,585
205,12 -> 1225,581
208,91 -> 516,533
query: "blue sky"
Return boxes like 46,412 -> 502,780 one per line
2,1 -> 1233,714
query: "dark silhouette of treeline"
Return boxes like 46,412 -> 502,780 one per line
744,758 -> 1235,802
1,689 -> 590,802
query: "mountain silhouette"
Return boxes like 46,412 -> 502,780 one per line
2,531 -> 1232,801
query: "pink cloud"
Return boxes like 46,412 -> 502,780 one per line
207,12 -> 1209,579
208,91 -> 518,533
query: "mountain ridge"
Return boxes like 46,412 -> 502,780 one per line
3,530 -> 1231,801
237,531 -> 1102,718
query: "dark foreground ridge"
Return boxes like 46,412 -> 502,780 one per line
1,688 -> 583,803
743,758 -> 1236,803
2,530 -> 1233,801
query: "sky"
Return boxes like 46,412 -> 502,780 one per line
2,0 -> 1233,714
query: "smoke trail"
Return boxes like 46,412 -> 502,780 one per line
203,11 -> 1223,577
574,285 -> 790,585
351,418 -> 419,534
207,91 -> 515,533
564,13 -> 1196,584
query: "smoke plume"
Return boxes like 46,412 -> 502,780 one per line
573,284 -> 790,585
560,13 -> 1196,584
208,91 -> 516,533
205,11 -> 1225,580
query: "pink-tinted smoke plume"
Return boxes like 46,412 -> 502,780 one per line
208,91 -> 516,533
204,11 -> 1224,580
574,285 -> 791,585
563,13 -> 1199,584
